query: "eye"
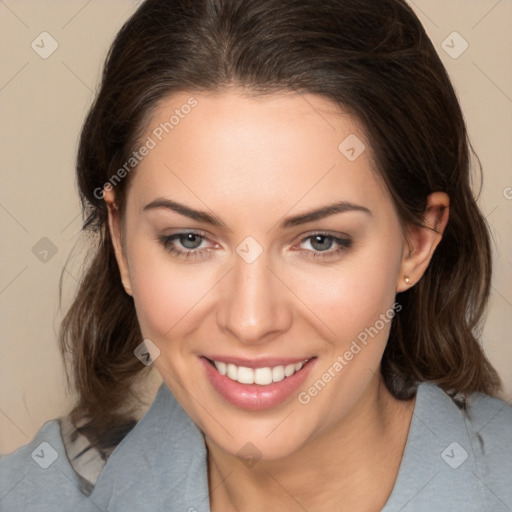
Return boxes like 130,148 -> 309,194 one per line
158,231 -> 213,260
158,230 -> 352,262
296,232 -> 352,260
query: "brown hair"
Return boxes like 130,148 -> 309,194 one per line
59,0 -> 501,454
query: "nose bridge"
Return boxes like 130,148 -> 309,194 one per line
217,246 -> 290,344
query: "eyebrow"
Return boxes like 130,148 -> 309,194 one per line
143,197 -> 372,229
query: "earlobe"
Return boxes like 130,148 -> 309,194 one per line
397,191 -> 450,292
103,187 -> 133,296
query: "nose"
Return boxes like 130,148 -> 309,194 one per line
216,248 -> 292,346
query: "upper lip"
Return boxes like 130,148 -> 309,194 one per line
202,355 -> 314,368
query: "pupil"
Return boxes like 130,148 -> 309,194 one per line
181,233 -> 201,249
312,235 -> 332,251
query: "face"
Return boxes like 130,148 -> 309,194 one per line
106,90 -> 415,461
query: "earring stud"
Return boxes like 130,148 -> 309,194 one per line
404,276 -> 411,284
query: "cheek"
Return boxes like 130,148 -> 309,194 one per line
127,243 -> 215,341
293,240 -> 402,344
292,245 -> 402,424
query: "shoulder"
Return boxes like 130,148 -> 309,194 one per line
464,388 -> 512,500
450,386 -> 512,465
416,382 -> 512,509
465,388 -> 512,440
0,418 -> 90,511
384,382 -> 512,512
1,383 -> 210,511
416,381 -> 512,447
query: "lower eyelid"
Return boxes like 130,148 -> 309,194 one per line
302,240 -> 351,260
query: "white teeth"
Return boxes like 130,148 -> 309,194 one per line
272,365 -> 285,382
254,367 -> 273,385
284,364 -> 296,377
213,359 -> 309,386
227,363 -> 237,380
237,366 -> 254,384
216,361 -> 227,376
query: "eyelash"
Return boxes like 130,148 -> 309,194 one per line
158,231 -> 352,261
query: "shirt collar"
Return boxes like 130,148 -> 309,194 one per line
89,382 -> 210,512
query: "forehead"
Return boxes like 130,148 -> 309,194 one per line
126,90 -> 389,219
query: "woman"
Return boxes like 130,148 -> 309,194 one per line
1,0 -> 510,510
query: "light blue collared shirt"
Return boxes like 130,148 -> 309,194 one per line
1,381 -> 511,511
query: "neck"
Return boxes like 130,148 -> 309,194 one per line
206,376 -> 416,512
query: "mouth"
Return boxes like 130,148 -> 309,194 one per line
205,357 -> 310,385
200,355 -> 316,410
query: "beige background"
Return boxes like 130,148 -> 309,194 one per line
1,0 -> 511,454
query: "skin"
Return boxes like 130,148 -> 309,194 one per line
104,90 -> 449,512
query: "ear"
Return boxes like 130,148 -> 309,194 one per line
103,186 -> 133,296
396,191 -> 450,292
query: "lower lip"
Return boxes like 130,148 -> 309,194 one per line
201,357 -> 315,411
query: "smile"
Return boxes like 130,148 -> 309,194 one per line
201,356 -> 316,410
211,359 -> 310,386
